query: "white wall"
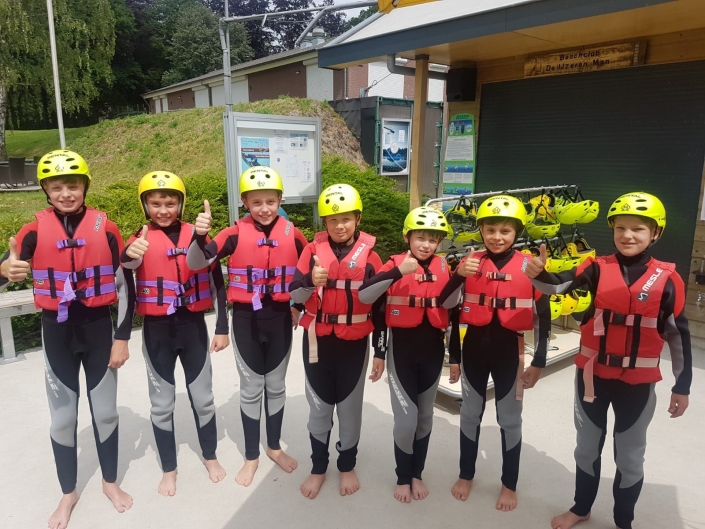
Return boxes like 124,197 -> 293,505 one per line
210,84 -> 224,106
306,65 -> 334,101
367,61 -> 404,98
428,77 -> 445,102
160,97 -> 168,112
232,79 -> 249,104
193,87 -> 210,108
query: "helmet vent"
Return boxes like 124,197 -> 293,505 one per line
415,221 -> 424,226
70,165 -> 79,170
418,214 -> 427,218
636,206 -> 648,211
66,157 -> 75,162
42,168 -> 50,173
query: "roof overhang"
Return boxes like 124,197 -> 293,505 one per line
319,0 -> 705,69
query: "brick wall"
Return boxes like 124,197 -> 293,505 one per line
248,61 -> 307,101
346,63 -> 369,99
166,88 -> 196,110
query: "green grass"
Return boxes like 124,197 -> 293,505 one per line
5,127 -> 93,158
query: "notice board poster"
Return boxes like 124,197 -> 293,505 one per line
442,113 -> 475,209
380,118 -> 411,175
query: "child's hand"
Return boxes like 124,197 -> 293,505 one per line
457,248 -> 480,277
449,364 -> 461,384
210,334 -> 230,353
195,200 -> 212,236
108,340 -> 130,368
668,392 -> 689,418
398,251 -> 419,276
369,357 -> 385,382
0,237 -> 29,282
521,366 -> 542,389
126,225 -> 149,259
291,306 -> 301,329
311,255 -> 328,287
524,244 -> 547,279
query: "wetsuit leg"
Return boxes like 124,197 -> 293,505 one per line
261,310 -> 293,452
458,347 -> 491,481
177,317 -> 217,462
611,382 -> 656,529
491,347 -> 522,491
571,368 -> 611,518
142,320 -> 179,472
232,313 -> 267,461
303,331 -> 337,474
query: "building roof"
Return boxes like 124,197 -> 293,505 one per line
142,42 -> 327,98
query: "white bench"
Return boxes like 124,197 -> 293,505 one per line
0,289 -> 38,362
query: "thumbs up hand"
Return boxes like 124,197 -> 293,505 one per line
525,243 -> 547,278
398,250 -> 419,276
195,200 -> 212,236
311,254 -> 329,287
457,248 -> 481,278
0,237 -> 30,282
126,225 -> 150,260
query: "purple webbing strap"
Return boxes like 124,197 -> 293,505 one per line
227,266 -> 295,279
257,238 -> 278,247
56,238 -> 86,249
56,283 -> 117,322
167,247 -> 188,256
32,269 -> 70,281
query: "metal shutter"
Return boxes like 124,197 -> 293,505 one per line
476,60 -> 705,279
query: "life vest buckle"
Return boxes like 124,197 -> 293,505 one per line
319,314 -> 339,324
173,295 -> 192,307
167,247 -> 187,256
601,354 -> 625,367
57,238 -> 86,249
73,288 -> 87,301
257,238 -> 278,247
72,269 -> 88,282
493,297 -> 507,309
610,312 -> 627,325
260,284 -> 277,295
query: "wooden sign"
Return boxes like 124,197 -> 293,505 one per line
525,42 -> 646,78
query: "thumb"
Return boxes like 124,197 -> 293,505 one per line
141,225 -> 149,241
204,199 -> 211,216
406,250 -> 412,259
313,254 -> 321,267
8,237 -> 19,259
539,243 -> 547,261
469,247 -> 475,259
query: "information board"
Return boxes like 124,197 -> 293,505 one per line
441,113 -> 475,210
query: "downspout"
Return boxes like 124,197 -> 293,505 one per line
386,53 -> 447,80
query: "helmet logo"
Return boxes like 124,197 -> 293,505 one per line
492,207 -> 501,214
430,220 -> 437,227
257,180 -> 265,187
55,164 -> 64,172
332,204 -> 340,212
620,204 -> 630,211
157,179 -> 165,187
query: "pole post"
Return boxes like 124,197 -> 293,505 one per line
46,0 -> 65,149
409,54 -> 429,209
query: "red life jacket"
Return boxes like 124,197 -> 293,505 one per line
577,255 -> 672,402
227,215 -> 298,309
460,250 -> 534,332
301,231 -> 376,343
385,253 -> 449,330
135,222 -> 212,317
31,206 -> 116,322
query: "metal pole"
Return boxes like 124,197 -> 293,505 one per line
424,184 -> 577,207
46,0 -> 65,149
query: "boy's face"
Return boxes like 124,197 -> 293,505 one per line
404,231 -> 441,261
145,192 -> 180,227
324,212 -> 360,244
612,215 -> 657,256
242,190 -> 281,226
480,220 -> 516,254
43,178 -> 85,214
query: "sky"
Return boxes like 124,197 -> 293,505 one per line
330,0 -> 368,18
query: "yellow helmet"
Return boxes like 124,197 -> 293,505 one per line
318,183 -> 362,217
526,217 -> 561,239
574,290 -> 593,312
37,150 -> 91,183
239,166 -> 283,195
607,192 -> 666,234
554,200 -> 600,225
573,237 -> 596,264
549,295 -> 563,320
561,293 -> 579,316
476,195 -> 527,226
138,171 -> 186,220
403,207 -> 452,237
545,257 -> 567,273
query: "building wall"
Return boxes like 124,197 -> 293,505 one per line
346,63 -> 369,98
193,87 -> 210,108
210,84 -> 224,106
248,61 -> 307,101
333,69 -> 345,99
232,78 -> 249,104
367,61 -> 404,98
167,88 -> 196,111
306,64 -> 334,101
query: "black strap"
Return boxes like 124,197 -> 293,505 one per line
409,294 -> 416,308
478,293 -> 486,306
93,265 -> 101,296
628,314 -> 642,369
193,275 -> 202,301
157,277 -> 164,306
345,278 -> 354,326
598,309 -> 610,365
48,268 -> 57,299
246,265 -> 253,293
509,297 -> 517,310
281,265 -> 287,292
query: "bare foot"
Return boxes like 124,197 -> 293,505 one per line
47,491 -> 78,529
411,478 -> 429,501
158,470 -> 177,496
394,484 -> 411,503
339,470 -> 360,496
451,478 -> 473,501
102,480 -> 133,513
205,459 -> 227,483
496,485 -> 517,511
235,459 -> 259,487
300,473 -> 326,499
551,511 -> 591,529
266,447 -> 298,473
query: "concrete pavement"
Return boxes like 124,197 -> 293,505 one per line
0,314 -> 703,529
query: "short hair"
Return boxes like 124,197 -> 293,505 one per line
478,216 -> 523,232
144,189 -> 182,201
407,229 -> 444,242
40,174 -> 87,188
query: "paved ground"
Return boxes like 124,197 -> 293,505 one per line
1,315 -> 703,529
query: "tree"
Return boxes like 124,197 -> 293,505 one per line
161,2 -> 252,86
269,0 -> 345,52
342,5 -> 378,32
0,0 -> 115,159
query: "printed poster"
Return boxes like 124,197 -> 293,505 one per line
442,113 -> 475,210
240,137 -> 270,169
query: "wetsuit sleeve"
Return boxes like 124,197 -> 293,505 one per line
294,228 -> 309,254
531,291 -> 551,368
367,251 -> 387,360
530,258 -> 598,296
439,270 -> 465,309
448,307 -> 461,364
106,221 -> 135,341
120,229 -> 143,270
358,257 -> 401,305
0,221 -> 37,291
187,225 -> 239,270
660,273 -> 692,395
289,242 -> 316,304
209,255 -> 229,335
